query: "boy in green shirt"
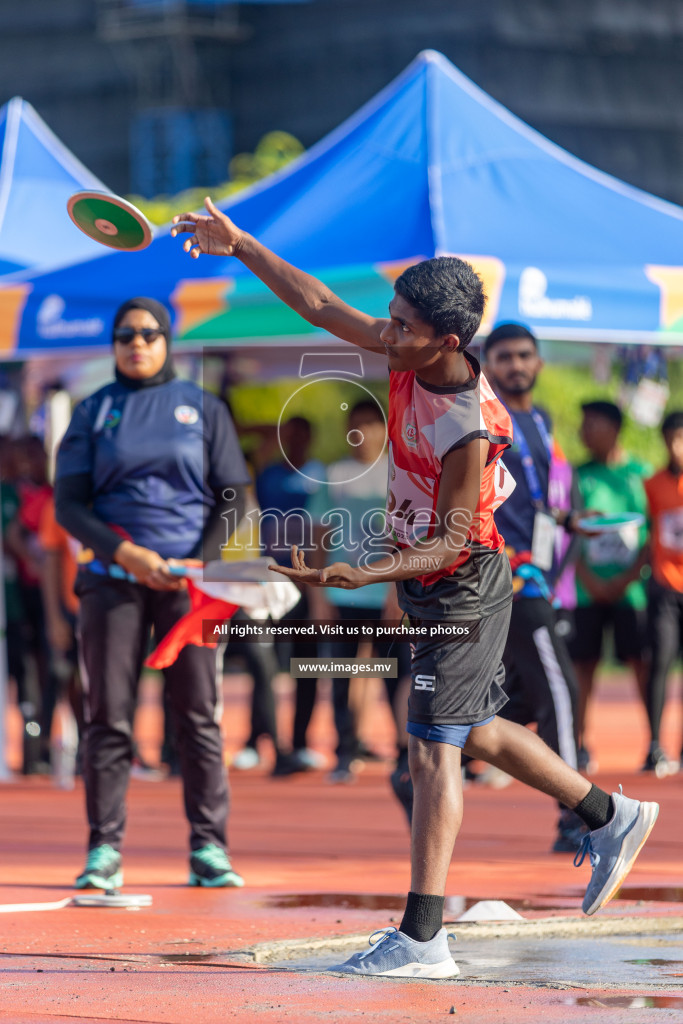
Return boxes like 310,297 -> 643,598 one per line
569,402 -> 650,771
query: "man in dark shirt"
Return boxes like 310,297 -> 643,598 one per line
255,416 -> 325,772
484,323 -> 586,853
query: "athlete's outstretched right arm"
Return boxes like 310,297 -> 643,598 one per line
172,197 -> 386,352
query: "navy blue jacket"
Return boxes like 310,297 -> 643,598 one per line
56,378 -> 249,560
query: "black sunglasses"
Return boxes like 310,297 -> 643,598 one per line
114,327 -> 163,344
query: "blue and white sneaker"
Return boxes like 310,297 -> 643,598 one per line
574,788 -> 659,916
329,927 -> 459,979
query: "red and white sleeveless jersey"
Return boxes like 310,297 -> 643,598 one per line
386,353 -> 514,586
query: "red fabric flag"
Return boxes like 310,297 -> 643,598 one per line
146,578 -> 239,670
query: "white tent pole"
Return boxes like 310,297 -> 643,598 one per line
45,389 -> 71,479
45,389 -> 76,789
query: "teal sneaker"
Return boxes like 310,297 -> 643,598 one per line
188,844 -> 244,888
75,844 -> 123,890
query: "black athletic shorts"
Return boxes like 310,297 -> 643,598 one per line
567,603 -> 647,663
407,601 -> 511,726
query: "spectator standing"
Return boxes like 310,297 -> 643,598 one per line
12,436 -> 53,772
256,416 -> 325,773
38,494 -> 84,780
56,297 -> 250,889
0,438 -> 38,773
309,400 -> 412,783
569,402 -> 650,772
227,607 -> 299,775
484,323 -> 588,853
642,410 -> 683,775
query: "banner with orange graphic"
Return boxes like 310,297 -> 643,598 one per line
0,284 -> 32,356
645,265 -> 683,334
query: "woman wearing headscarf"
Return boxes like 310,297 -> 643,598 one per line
55,297 -> 250,890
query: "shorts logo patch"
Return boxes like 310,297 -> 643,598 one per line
414,674 -> 436,692
174,405 -> 199,425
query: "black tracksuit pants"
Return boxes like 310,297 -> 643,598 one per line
77,573 -> 228,853
498,597 -> 579,771
645,578 -> 683,752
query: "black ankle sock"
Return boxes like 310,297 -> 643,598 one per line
399,891 -> 444,942
574,785 -> 614,832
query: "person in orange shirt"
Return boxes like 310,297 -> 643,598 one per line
38,495 -> 84,766
642,410 -> 683,776
10,436 -> 54,773
40,496 -> 79,624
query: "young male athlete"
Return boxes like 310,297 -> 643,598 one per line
172,199 -> 659,980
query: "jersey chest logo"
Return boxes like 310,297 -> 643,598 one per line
402,421 -> 418,448
174,405 -> 199,425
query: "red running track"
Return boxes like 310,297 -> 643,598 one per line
0,669 -> 681,1023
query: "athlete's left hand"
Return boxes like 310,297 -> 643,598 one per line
268,545 -> 364,589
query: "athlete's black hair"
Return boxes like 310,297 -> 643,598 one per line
394,257 -> 485,350
483,322 -> 538,356
581,401 -> 623,430
661,410 -> 683,436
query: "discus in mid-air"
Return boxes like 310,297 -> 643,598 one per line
67,190 -> 153,251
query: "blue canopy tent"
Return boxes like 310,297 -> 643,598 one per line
0,98 -> 109,279
0,97 -> 113,776
2,49 -> 683,360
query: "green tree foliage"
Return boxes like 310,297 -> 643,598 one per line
535,361 -> 683,468
231,378 -> 389,466
230,361 -> 683,471
127,131 -> 304,226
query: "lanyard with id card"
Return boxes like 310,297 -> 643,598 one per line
509,410 -> 557,572
531,510 -> 557,571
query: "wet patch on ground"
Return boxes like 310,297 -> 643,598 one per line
264,894 -> 406,912
272,933 -> 683,990
617,886 -> 683,903
263,893 -> 570,915
571,996 -> 683,1009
